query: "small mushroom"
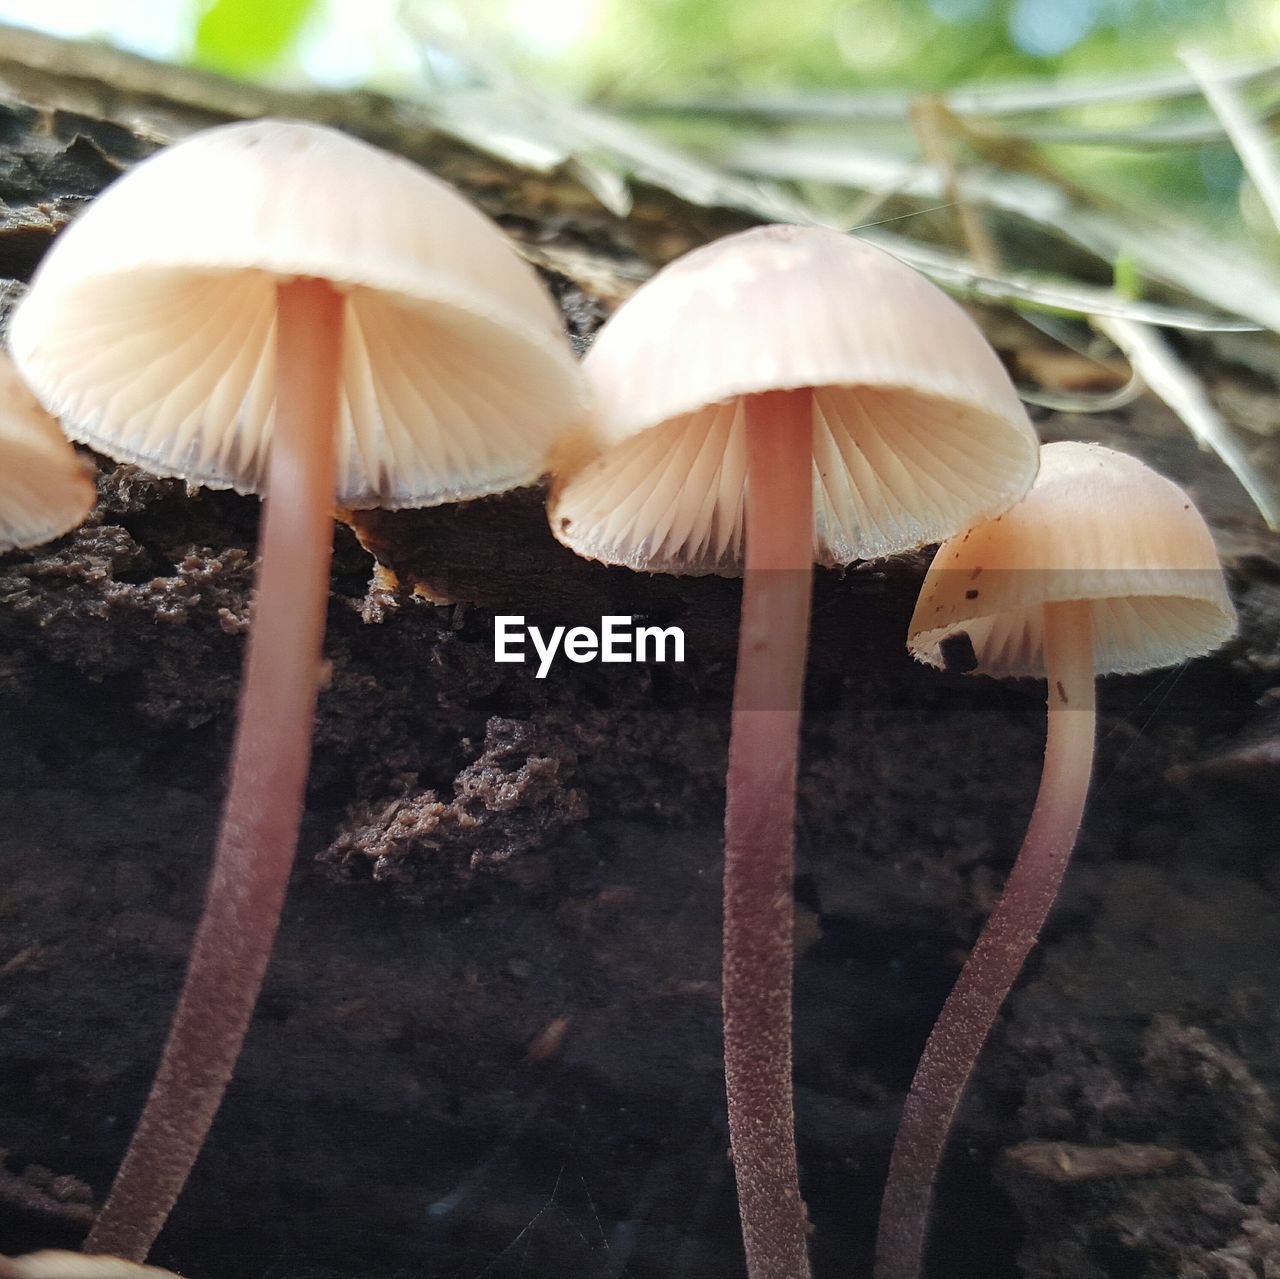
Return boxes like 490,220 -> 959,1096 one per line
0,352 -> 94,551
10,119 -> 586,1261
551,224 -> 1039,1279
0,1254 -> 183,1279
878,440 -> 1237,1279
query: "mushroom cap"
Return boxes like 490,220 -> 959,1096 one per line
9,119 -> 588,509
0,352 -> 94,552
0,1254 -> 183,1279
550,224 -> 1039,574
908,441 -> 1237,677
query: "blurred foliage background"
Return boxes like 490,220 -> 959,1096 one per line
1,0 -> 1278,519
1,0 -> 1276,224
0,0 -> 1270,93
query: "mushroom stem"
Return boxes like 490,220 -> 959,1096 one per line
85,278 -> 344,1261
875,598 -> 1096,1279
723,387 -> 815,1279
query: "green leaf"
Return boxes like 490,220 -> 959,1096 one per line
192,0 -> 318,76
1113,253 -> 1142,301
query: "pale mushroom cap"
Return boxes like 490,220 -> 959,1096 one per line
550,224 -> 1039,574
0,1254 -> 183,1279
0,352 -> 94,552
908,441 -> 1237,677
10,119 -> 588,509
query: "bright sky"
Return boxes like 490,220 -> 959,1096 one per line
0,0 -> 592,85
0,0 -> 423,86
0,0 -> 190,60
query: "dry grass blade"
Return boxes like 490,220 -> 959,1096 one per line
968,106 -> 1280,150
1182,46 -> 1280,235
867,231 -> 1255,330
616,58 -> 1280,123
1016,380 -> 1144,412
548,98 -> 819,222
1012,310 -> 1145,412
426,85 -> 821,224
392,16 -> 1276,338
720,138 -> 1280,332
399,7 -> 823,224
910,96 -> 1001,272
1094,315 -> 1280,530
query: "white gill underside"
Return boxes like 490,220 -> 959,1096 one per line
554,384 -> 1032,573
21,271 -> 562,508
916,593 -> 1234,678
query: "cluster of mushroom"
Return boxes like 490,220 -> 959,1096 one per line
1,117 -> 1237,1279
548,226 -> 1237,1279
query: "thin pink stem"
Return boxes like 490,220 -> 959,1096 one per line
85,279 -> 344,1261
875,599 -> 1097,1279
724,388 -> 815,1279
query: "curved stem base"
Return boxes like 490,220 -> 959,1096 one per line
875,599 -> 1097,1279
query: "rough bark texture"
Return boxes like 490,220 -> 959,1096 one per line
0,27 -> 1278,1279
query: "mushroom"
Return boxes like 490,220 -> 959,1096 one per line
9,118 -> 586,1261
0,352 -> 94,551
551,224 -> 1039,1278
878,440 -> 1238,1279
0,1254 -> 183,1279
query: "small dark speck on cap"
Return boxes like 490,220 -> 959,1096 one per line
560,518 -> 572,531
1056,680 -> 1068,705
940,631 -> 979,674
965,589 -> 979,600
